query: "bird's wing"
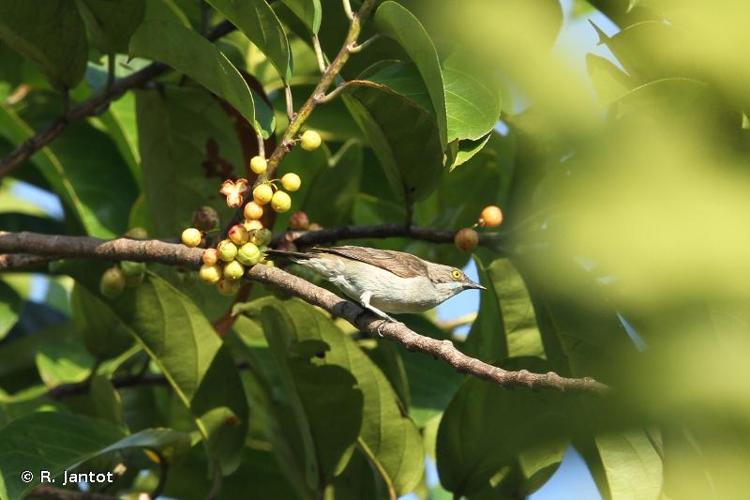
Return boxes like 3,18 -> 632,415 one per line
313,246 -> 429,279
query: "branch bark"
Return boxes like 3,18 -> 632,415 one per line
0,21 -> 235,179
274,223 -> 501,248
0,231 -> 607,394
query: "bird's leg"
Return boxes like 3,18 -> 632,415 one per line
358,292 -> 397,336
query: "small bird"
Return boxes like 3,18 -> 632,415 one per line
267,246 -> 485,320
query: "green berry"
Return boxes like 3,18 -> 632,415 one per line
199,264 -> 222,284
271,190 -> 292,213
181,228 -> 202,247
120,261 -> 146,287
217,239 -> 238,262
250,228 -> 272,247
223,260 -> 245,280
300,130 -> 322,151
125,227 -> 148,239
236,243 -> 261,266
100,266 -> 126,299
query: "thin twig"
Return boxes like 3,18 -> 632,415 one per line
0,21 -> 236,179
349,34 -> 382,53
343,0 -> 355,20
284,84 -> 295,122
0,231 -> 606,394
312,34 -> 328,73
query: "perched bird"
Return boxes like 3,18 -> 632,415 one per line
266,246 -> 485,320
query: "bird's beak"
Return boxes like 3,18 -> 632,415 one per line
465,280 -> 486,291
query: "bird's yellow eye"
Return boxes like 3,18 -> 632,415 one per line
451,269 -> 462,280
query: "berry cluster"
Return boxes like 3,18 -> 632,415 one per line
179,130 -> 323,294
454,205 -> 504,252
99,227 -> 150,298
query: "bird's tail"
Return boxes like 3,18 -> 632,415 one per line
264,249 -> 314,261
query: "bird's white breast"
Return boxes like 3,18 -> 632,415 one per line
301,257 -> 441,313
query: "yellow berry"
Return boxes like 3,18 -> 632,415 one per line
479,205 -> 503,227
202,248 -> 219,266
244,201 -> 264,220
236,243 -> 261,266
181,228 -> 202,247
271,190 -> 292,213
223,260 -> 245,280
250,155 -> 267,175
217,239 -> 238,262
281,173 -> 301,192
300,130 -> 322,151
199,264 -> 222,284
253,184 -> 273,205
216,278 -> 241,296
228,224 -> 249,245
454,228 -> 479,252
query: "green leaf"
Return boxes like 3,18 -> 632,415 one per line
442,55 -> 503,143
0,105 -> 138,238
35,330 -> 95,387
301,140 -> 364,227
93,92 -> 141,186
594,431 -> 663,500
374,1 -> 447,149
466,257 -> 545,362
436,358 -> 569,497
129,20 -> 274,136
398,316 -> 463,426
239,299 -> 424,495
260,306 -> 363,487
135,85 -> 242,237
206,0 -> 292,82
0,281 -> 21,341
343,83 -> 443,201
450,133 -> 492,169
281,0 -> 322,34
0,412 -> 189,500
464,256 -> 509,364
0,0 -> 87,88
88,375 -> 125,426
71,283 -> 133,359
76,0 -> 146,54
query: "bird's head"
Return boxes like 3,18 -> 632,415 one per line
427,263 -> 485,301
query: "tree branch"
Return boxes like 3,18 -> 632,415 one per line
0,21 -> 235,179
0,231 -> 606,394
273,223 -> 501,249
